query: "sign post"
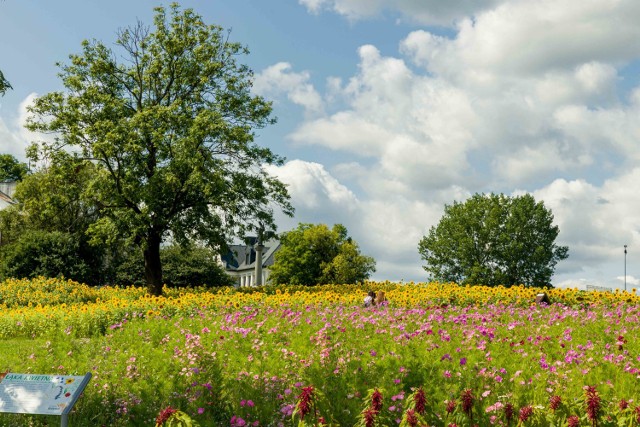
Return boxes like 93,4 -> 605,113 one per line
0,373 -> 92,427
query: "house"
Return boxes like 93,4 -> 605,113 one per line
0,181 -> 17,211
220,237 -> 280,287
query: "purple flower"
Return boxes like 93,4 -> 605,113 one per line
460,357 -> 467,366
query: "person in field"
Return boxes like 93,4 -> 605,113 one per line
375,290 -> 387,305
364,291 -> 376,307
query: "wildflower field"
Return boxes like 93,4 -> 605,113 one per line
1,278 -> 640,426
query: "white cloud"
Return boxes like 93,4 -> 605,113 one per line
290,111 -> 393,156
533,170 -> 640,278
264,160 -> 358,219
253,62 -> 324,116
0,93 -> 42,161
414,1 -> 640,81
617,275 -> 640,286
0,117 -> 26,159
290,45 -> 477,193
494,141 -> 593,185
357,197 -> 442,258
298,0 -> 504,26
269,1 -> 640,283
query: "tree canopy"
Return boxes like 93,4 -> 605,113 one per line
0,154 -> 28,181
418,193 -> 568,287
25,4 -> 292,295
269,223 -> 376,285
0,153 -> 121,285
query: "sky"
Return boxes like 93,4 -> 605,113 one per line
1,0 -> 640,289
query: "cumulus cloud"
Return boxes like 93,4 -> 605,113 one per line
290,45 -> 477,194
253,62 -> 324,116
617,275 -> 640,287
264,160 -> 358,224
298,0 -> 504,26
0,118 -> 25,159
265,0 -> 640,283
401,1 -> 640,80
533,169 -> 640,278
0,93 -> 42,161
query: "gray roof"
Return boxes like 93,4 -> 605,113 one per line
0,186 -> 16,211
222,238 -> 280,273
0,181 -> 17,199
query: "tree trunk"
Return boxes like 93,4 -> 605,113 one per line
144,230 -> 163,296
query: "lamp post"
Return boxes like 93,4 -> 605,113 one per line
624,245 -> 628,291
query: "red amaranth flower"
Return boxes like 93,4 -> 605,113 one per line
446,399 -> 456,414
405,409 -> 418,427
155,406 -> 177,425
619,399 -> 629,410
567,415 -> 580,427
371,389 -> 383,412
635,405 -> 640,423
519,405 -> 533,423
363,407 -> 377,427
296,386 -> 315,420
549,395 -> 562,411
461,389 -> 474,418
504,402 -> 514,424
584,385 -> 600,425
617,335 -> 627,351
414,387 -> 427,415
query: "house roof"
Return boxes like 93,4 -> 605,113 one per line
0,189 -> 16,210
0,181 -> 17,211
0,181 -> 17,199
221,238 -> 280,273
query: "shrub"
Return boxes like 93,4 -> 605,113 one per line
0,230 -> 97,284
113,244 -> 234,288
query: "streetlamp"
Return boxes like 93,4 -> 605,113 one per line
624,245 -> 628,291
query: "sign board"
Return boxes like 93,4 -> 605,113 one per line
0,373 -> 91,416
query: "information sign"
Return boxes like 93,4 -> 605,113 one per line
0,372 -> 91,419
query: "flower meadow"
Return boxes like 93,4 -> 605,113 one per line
1,278 -> 640,426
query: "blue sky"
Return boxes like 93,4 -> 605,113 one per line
2,0 -> 640,288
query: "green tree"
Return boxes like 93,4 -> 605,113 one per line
0,154 -> 119,285
418,193 -> 568,287
0,69 -> 10,96
269,223 -> 376,285
114,244 -> 234,288
9,153 -> 97,234
26,4 -> 292,295
0,230 -> 93,283
0,154 -> 28,181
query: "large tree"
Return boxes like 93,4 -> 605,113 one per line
269,223 -> 376,285
26,4 -> 292,295
418,193 -> 568,287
